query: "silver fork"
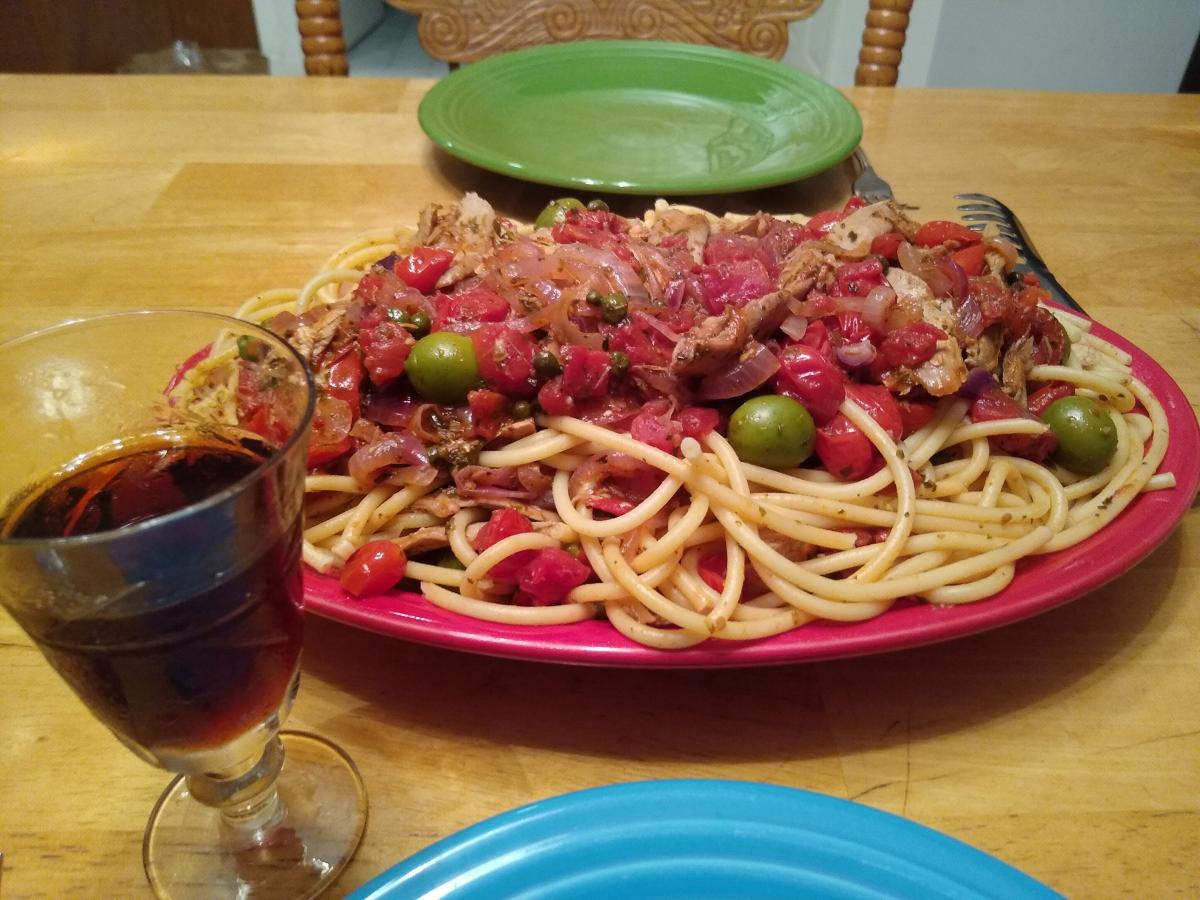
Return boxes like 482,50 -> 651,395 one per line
852,148 -> 894,204
955,193 -> 1088,316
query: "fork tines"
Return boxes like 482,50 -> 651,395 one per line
953,193 -> 1020,241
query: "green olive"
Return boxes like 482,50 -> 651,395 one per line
405,332 -> 480,404
1042,395 -> 1117,475
728,395 -> 815,469
535,197 -> 585,229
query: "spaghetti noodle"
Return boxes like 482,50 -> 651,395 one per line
223,193 -> 1174,649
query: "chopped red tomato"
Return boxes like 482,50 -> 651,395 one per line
551,209 -> 629,250
394,246 -> 454,294
970,382 -> 1055,461
471,508 -> 535,581
432,286 -> 510,333
515,548 -> 591,606
630,405 -> 680,453
537,377 -> 574,416
611,314 -> 674,367
836,310 -> 873,345
359,322 -> 414,386
833,258 -> 886,298
326,349 -> 364,419
845,383 -> 903,441
471,324 -> 537,397
878,322 -> 947,368
914,220 -> 981,248
796,319 -> 837,365
775,345 -> 845,425
1026,380 -> 1075,419
951,242 -> 987,277
561,346 -> 613,398
468,389 -> 508,440
897,398 -> 937,437
697,258 -> 773,310
680,406 -> 720,440
869,231 -> 905,261
340,541 -> 407,597
804,208 -> 845,235
815,414 -> 877,481
842,196 -> 867,215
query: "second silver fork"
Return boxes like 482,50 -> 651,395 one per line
955,193 -> 1088,315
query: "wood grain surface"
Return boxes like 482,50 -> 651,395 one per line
0,75 -> 1197,898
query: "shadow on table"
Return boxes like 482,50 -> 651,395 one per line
425,146 -> 859,224
302,528 -> 1183,765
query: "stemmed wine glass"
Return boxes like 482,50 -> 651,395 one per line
0,311 -> 367,899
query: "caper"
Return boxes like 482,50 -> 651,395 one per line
586,199 -> 610,211
585,289 -> 603,305
600,291 -> 628,324
610,350 -> 630,375
511,400 -> 533,420
385,307 -> 410,324
408,310 -> 431,337
532,349 -> 562,378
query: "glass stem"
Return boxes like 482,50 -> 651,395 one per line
186,736 -> 287,848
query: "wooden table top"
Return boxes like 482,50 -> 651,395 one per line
1,75 -> 1197,898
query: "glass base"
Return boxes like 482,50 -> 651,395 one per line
143,731 -> 368,899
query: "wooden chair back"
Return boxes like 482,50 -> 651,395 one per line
297,0 -> 913,86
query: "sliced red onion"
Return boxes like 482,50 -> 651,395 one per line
348,431 -> 429,485
957,367 -> 996,400
697,341 -> 780,400
779,315 -> 808,341
936,256 -> 969,302
957,294 -> 984,338
363,393 -> 417,428
665,277 -> 685,308
859,285 -> 896,333
635,311 -> 682,344
389,464 -> 440,487
836,339 -> 877,368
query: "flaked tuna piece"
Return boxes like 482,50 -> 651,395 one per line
414,191 -> 497,288
670,307 -> 748,376
670,291 -> 793,377
777,245 -> 836,297
394,526 -> 450,555
825,200 -> 921,256
885,268 -> 968,396
644,204 -> 711,264
1000,334 -> 1035,405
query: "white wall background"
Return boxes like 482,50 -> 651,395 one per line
787,0 -> 1198,92
254,0 -> 1199,92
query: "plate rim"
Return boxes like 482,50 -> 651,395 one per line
347,778 -> 1059,899
417,39 -> 864,195
305,313 -> 1200,668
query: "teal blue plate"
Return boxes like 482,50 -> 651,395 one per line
418,41 -> 863,195
349,780 -> 1061,898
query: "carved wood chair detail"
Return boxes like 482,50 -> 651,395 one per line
297,0 -> 913,86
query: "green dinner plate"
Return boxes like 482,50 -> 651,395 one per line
418,40 -> 863,195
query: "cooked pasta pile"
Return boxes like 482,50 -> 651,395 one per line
224,197 -> 1175,649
